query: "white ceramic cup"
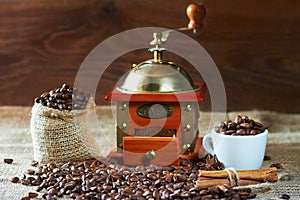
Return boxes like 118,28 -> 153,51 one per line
202,129 -> 268,170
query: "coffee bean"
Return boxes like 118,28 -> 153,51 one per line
250,129 -> 259,135
27,176 -> 35,184
199,189 -> 208,195
32,179 -> 41,186
243,116 -> 250,122
21,179 -> 30,186
227,122 -> 237,130
62,84 -> 69,89
20,197 -> 30,200
280,193 -> 290,199
26,169 -> 35,175
236,129 -> 246,135
4,158 -> 13,164
173,182 -> 184,190
11,176 -> 19,183
225,130 -> 236,135
28,192 -> 38,198
202,194 -> 213,199
214,127 -> 221,133
234,115 -> 244,124
264,155 -> 271,161
240,123 -> 250,129
31,160 -> 39,167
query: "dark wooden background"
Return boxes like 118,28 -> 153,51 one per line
0,0 -> 299,112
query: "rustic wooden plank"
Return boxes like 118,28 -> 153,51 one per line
0,0 -> 299,112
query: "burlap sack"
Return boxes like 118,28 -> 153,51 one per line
30,98 -> 100,164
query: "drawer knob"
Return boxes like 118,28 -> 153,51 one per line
146,150 -> 156,160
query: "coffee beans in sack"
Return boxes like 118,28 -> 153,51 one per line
30,84 -> 100,164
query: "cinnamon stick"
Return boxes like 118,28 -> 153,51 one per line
199,167 -> 278,182
196,178 -> 261,189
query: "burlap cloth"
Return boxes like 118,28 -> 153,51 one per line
0,106 -> 299,199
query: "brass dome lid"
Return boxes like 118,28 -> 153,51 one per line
117,50 -> 196,93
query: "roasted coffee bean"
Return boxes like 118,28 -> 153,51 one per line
214,127 -> 221,133
34,84 -> 90,111
20,197 -> 30,200
280,193 -> 290,199
236,128 -> 246,135
21,179 -> 30,186
215,116 -> 266,136
32,179 -> 41,186
27,176 -> 35,184
225,130 -> 236,135
26,169 -> 35,175
240,123 -> 250,129
227,121 -> 237,130
234,115 -> 244,124
250,129 -> 259,135
243,116 -> 250,122
4,158 -> 13,164
264,155 -> 271,161
218,122 -> 226,129
199,189 -> 208,195
202,194 -> 213,199
11,176 -> 19,183
62,83 -> 69,89
174,182 -> 185,190
28,192 -> 38,198
31,160 -> 39,167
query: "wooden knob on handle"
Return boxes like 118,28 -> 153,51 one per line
186,3 -> 206,31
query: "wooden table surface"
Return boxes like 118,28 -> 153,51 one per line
0,106 -> 299,199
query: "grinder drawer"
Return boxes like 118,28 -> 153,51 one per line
123,137 -> 179,166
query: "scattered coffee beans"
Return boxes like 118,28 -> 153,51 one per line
215,115 -> 267,136
4,158 -> 13,164
270,162 -> 283,169
34,84 -> 90,110
14,157 -> 256,199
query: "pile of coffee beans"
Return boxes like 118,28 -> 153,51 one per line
215,115 -> 267,136
34,84 -> 90,110
14,158 -> 256,199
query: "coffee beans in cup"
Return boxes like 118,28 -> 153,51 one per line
34,84 -> 90,110
214,115 -> 267,136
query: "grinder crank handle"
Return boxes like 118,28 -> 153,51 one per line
186,3 -> 206,32
150,3 -> 206,46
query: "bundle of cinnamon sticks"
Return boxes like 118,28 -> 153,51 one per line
196,167 -> 278,188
